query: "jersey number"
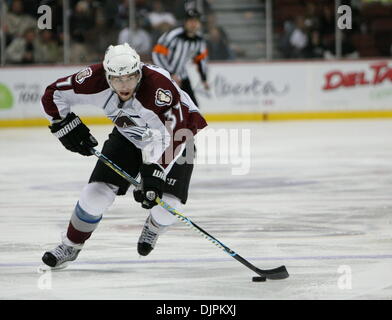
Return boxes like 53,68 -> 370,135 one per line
164,104 -> 183,130
57,76 -> 72,88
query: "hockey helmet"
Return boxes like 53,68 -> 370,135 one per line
103,43 -> 141,90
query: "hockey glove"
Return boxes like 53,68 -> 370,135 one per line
133,186 -> 144,203
138,163 -> 166,209
49,112 -> 98,156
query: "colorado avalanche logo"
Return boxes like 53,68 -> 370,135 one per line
155,88 -> 172,107
75,67 -> 92,84
113,110 -> 139,128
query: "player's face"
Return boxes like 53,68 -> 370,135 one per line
110,72 -> 140,101
185,18 -> 201,37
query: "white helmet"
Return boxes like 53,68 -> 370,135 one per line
103,43 -> 141,89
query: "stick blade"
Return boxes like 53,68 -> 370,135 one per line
258,265 -> 289,280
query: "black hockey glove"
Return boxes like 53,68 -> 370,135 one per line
49,112 -> 98,156
133,187 -> 144,204
136,163 -> 166,209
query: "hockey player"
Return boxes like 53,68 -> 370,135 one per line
40,43 -> 207,269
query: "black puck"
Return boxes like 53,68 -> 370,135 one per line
252,276 -> 267,282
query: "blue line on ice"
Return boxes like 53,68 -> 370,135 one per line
1,254 -> 392,268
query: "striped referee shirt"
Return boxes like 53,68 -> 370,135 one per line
152,27 -> 208,82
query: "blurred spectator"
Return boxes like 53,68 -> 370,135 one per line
69,34 -> 92,64
318,4 -> 335,40
22,1 -> 39,17
86,7 -> 119,62
277,1 -> 365,59
116,0 -> 152,29
148,0 -> 177,42
117,0 -> 131,30
279,16 -> 311,59
307,30 -> 325,58
289,16 -> 309,56
304,2 -> 320,32
118,17 -> 152,61
38,30 -> 62,63
207,26 -> 235,61
5,28 -> 46,64
5,0 -> 36,44
135,0 -> 152,14
102,0 -> 120,29
206,12 -> 243,58
70,0 -> 95,44
115,0 -> 152,30
174,0 -> 213,21
279,18 -> 294,57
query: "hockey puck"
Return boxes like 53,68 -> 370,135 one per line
252,276 -> 267,282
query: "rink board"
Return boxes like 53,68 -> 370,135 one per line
0,59 -> 392,127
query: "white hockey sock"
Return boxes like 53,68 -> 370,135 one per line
150,194 -> 182,227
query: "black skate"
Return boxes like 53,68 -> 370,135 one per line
42,243 -> 81,270
138,215 -> 167,256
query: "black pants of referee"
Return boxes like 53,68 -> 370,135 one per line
181,78 -> 198,107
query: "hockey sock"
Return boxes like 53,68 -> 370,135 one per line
150,194 -> 183,228
66,182 -> 117,244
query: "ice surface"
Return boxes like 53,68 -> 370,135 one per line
0,120 -> 391,300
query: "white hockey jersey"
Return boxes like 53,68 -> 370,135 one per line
41,63 -> 207,168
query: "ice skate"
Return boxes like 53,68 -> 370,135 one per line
137,215 -> 167,256
41,235 -> 83,270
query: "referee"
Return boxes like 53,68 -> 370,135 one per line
152,9 -> 209,107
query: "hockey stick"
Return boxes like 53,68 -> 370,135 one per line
90,148 -> 289,281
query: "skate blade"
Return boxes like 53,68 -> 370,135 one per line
38,262 -> 70,272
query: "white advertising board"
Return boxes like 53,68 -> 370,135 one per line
0,59 -> 391,123
0,66 -> 99,119
188,59 -> 392,112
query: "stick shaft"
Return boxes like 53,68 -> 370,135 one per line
91,148 -> 288,279
92,149 -> 236,254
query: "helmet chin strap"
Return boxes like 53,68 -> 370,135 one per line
129,68 -> 143,96
106,73 -> 116,92
133,72 -> 142,93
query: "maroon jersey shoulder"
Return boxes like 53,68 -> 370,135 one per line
45,63 -> 108,94
41,63 -> 109,120
135,65 -> 180,112
71,63 -> 109,94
